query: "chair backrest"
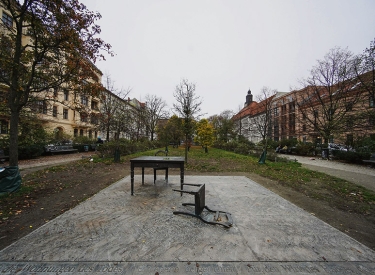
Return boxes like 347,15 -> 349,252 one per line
194,184 -> 205,215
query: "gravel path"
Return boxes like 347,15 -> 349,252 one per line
282,154 -> 375,192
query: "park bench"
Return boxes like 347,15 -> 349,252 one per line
363,153 -> 375,166
44,145 -> 78,155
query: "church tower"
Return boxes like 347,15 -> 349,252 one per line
245,89 -> 253,107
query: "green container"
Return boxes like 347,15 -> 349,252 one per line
0,166 -> 22,195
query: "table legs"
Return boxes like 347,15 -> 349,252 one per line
130,163 -> 184,196
131,164 -> 134,196
180,165 -> 184,196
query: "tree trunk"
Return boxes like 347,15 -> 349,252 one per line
106,125 -> 110,141
184,134 -> 188,164
8,110 -> 20,166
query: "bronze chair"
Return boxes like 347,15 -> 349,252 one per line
173,183 -> 233,228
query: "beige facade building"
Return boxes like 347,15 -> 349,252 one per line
1,3 -> 149,143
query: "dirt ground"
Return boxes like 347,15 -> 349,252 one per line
1,155 -> 374,252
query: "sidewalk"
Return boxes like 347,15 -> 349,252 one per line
0,175 -> 374,274
3,152 -> 95,177
282,154 -> 375,192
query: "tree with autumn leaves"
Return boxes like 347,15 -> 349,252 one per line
194,118 -> 214,153
0,0 -> 112,166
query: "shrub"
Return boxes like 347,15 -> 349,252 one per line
354,136 -> 375,153
73,136 -> 95,145
331,150 -> 371,164
18,144 -> 45,159
295,142 -> 315,156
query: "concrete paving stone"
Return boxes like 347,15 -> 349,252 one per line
0,175 -> 374,274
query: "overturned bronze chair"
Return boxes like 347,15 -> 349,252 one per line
173,183 -> 233,228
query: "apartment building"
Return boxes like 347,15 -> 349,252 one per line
98,91 -> 149,142
1,2 -> 150,143
32,70 -> 103,141
1,0 -> 103,140
233,74 -> 374,146
233,90 -> 287,143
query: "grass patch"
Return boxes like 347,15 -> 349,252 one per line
1,145 -> 374,220
124,146 -> 375,213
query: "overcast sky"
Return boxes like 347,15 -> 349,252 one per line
80,0 -> 375,118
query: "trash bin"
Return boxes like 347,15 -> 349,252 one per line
114,149 -> 120,163
83,145 -> 89,152
258,150 -> 267,164
322,148 -> 329,159
0,166 -> 22,195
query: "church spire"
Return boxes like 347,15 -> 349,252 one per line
245,89 -> 253,107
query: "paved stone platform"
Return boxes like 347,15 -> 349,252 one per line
0,175 -> 374,274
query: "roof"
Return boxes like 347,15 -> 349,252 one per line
232,95 -> 276,121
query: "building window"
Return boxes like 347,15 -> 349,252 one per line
91,114 -> 98,124
273,124 -> 279,137
53,87 -> 59,98
63,108 -> 68,119
0,120 -> 8,134
74,129 -> 78,137
346,116 -> 354,129
369,115 -> 375,126
281,105 -> 286,115
89,130 -> 92,139
2,12 -> 13,28
91,100 -> 98,110
80,129 -> 84,136
81,95 -> 88,106
80,112 -> 88,122
289,102 -> 295,112
36,100 -> 47,114
302,124 -> 306,132
273,107 -> 279,117
345,102 -> 353,111
346,134 -> 353,146
53,106 -> 58,117
64,90 -> 69,101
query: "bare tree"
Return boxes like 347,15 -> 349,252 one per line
234,104 -> 245,138
144,94 -> 168,141
353,38 -> 375,136
253,87 -> 278,146
99,75 -> 131,141
294,47 -> 361,145
173,79 -> 203,163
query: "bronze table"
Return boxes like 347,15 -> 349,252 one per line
130,156 -> 185,195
